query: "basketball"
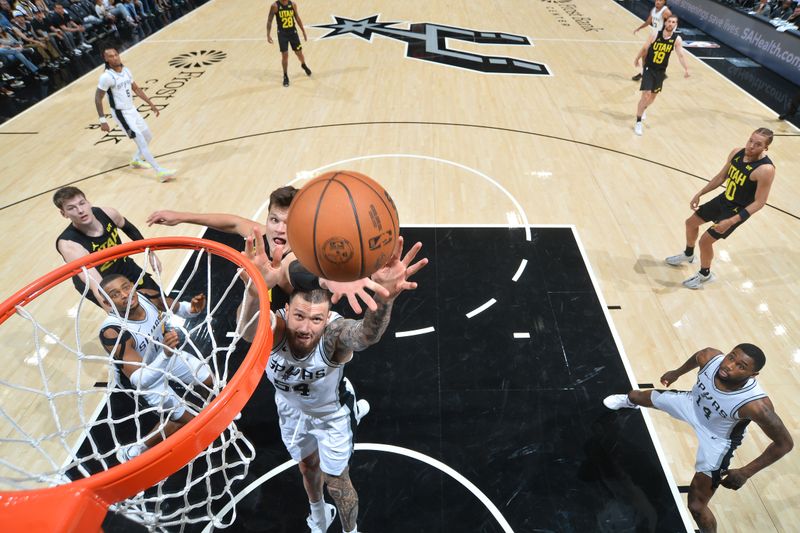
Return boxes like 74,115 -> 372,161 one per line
286,171 -> 400,282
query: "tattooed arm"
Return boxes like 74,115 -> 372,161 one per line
324,236 -> 428,364
720,397 -> 793,490
324,295 -> 396,363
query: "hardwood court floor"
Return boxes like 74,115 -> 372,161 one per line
1,1 -> 798,531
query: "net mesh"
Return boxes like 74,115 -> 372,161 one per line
0,242 -> 262,531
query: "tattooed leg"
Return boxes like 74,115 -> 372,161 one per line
298,450 -> 324,502
325,466 -> 359,531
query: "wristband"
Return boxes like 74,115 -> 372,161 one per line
98,117 -> 107,124
738,209 -> 750,222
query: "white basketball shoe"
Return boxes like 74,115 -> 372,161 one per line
306,503 -> 336,533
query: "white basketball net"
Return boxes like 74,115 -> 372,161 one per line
0,244 -> 263,531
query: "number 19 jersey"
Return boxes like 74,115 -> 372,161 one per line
266,309 -> 346,417
645,31 -> 677,71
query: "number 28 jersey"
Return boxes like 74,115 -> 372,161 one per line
266,309 -> 346,417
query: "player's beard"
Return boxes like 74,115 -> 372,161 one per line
287,329 -> 321,359
716,370 -> 748,388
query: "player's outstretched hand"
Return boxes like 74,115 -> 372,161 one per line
719,468 -> 750,490
190,293 -> 206,314
321,277 -> 391,314
659,369 -> 681,387
371,236 -> 428,299
146,210 -> 184,227
242,226 -> 282,292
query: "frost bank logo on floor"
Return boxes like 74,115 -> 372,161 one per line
540,0 -> 604,32
168,50 -> 227,69
314,15 -> 551,76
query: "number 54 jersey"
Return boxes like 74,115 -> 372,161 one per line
266,309 -> 346,417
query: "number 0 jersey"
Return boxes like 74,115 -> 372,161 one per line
692,354 -> 767,441
645,30 -> 677,71
266,309 -> 346,417
723,148 -> 772,207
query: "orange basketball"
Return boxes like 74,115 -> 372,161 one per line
286,171 -> 400,282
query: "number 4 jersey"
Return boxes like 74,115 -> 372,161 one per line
266,308 -> 346,417
692,354 -> 767,441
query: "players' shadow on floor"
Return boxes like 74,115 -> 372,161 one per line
634,255 -> 690,292
577,410 -> 665,533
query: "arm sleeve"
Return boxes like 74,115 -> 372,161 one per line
288,260 -> 321,290
120,218 -> 145,241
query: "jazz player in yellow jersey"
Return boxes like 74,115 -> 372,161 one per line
665,128 -> 776,289
266,0 -> 311,87
633,15 -> 689,136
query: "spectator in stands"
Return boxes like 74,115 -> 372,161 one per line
31,7 -> 70,62
50,2 -> 92,52
752,0 -> 774,18
9,9 -> 61,67
0,0 -> 14,25
96,0 -> 134,27
68,0 -> 103,31
774,0 -> 797,19
0,24 -> 48,79
13,1 -> 37,17
786,5 -> 800,23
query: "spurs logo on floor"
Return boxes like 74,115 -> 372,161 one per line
314,15 -> 550,76
168,50 -> 227,69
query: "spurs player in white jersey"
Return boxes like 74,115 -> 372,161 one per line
239,233 -> 427,533
604,344 -> 793,533
632,0 -> 672,81
94,47 -> 176,182
98,274 -> 213,462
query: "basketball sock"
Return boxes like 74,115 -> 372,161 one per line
684,246 -> 694,257
343,528 -> 357,533
133,135 -> 163,172
636,116 -> 642,122
699,267 -> 710,276
309,500 -> 326,526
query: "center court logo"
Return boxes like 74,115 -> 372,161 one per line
168,50 -> 227,69
314,15 -> 551,76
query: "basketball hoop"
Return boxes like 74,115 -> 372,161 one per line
0,237 -> 273,532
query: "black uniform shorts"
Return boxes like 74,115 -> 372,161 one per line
696,193 -> 747,240
640,67 -> 667,93
278,31 -> 302,53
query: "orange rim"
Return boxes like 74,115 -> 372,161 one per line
0,237 -> 272,532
